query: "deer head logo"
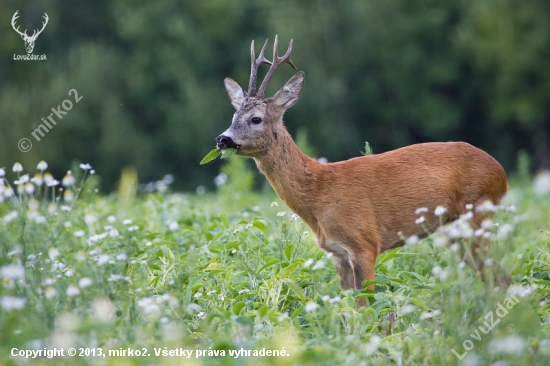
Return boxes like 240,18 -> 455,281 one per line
11,11 -> 49,54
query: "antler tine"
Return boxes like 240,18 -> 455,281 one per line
11,11 -> 27,37
248,39 -> 272,96
257,35 -> 297,98
32,13 -> 49,39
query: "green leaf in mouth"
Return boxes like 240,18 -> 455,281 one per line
200,147 -> 238,164
200,148 -> 221,165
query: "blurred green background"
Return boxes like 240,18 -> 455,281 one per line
1,0 -> 549,191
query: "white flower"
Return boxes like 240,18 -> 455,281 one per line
37,160 -> 48,171
238,288 -> 250,294
65,270 -> 74,277
61,205 -> 71,212
533,170 -> 550,195
4,211 -> 18,222
197,311 -> 206,319
329,296 -> 341,304
465,203 -> 474,210
415,216 -> 425,224
365,335 -> 381,356
312,261 -> 325,270
277,211 -> 286,217
97,254 -> 110,266
479,219 -> 492,230
0,167 -> 5,177
45,287 -> 57,299
66,285 -> 80,297
48,204 -> 57,214
63,190 -> 74,202
449,243 -> 460,252
1,296 -> 26,310
278,312 -> 290,322
168,222 -> 179,231
431,266 -> 442,275
12,162 -> 23,172
406,235 -> 419,245
62,172 -> 75,187
24,182 -> 34,194
488,336 -> 526,355
137,297 -> 160,315
186,303 -> 202,313
434,206 -> 447,216
476,200 -> 497,212
193,292 -> 202,299
18,174 -> 30,184
305,301 -> 318,312
270,202 -> 279,207
32,174 -> 43,186
291,213 -> 300,221
109,228 -> 119,238
3,186 -> 14,198
213,173 -> 228,187
128,225 -> 139,231
400,304 -> 416,315
116,252 -> 128,261
123,219 -> 132,225
322,295 -> 330,302
304,259 -> 314,268
433,232 -> 449,247
79,163 -> 92,170
415,207 -> 428,214
73,230 -> 85,237
78,278 -> 93,288
76,251 -> 86,261
1,263 -> 25,279
91,296 -> 115,322
85,213 -> 97,225
107,215 -> 116,223
495,224 -> 514,240
420,310 -> 441,320
49,248 -> 60,261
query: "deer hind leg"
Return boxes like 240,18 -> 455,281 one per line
336,257 -> 355,289
463,212 -> 511,289
350,249 -> 377,307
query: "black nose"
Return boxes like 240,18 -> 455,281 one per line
216,135 -> 237,149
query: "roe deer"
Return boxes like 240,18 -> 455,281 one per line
216,36 -> 511,306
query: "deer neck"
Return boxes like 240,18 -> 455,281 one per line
253,127 -> 322,227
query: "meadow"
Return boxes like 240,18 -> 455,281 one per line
0,155 -> 549,366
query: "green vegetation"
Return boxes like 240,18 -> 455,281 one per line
0,160 -> 549,365
2,0 -> 550,191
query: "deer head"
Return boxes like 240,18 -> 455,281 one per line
217,36 -> 305,157
11,11 -> 49,54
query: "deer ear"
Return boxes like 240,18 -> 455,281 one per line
224,78 -> 246,110
270,71 -> 305,110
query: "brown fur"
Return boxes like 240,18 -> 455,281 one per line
220,71 -> 510,306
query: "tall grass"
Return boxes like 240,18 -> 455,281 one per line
0,159 -> 549,365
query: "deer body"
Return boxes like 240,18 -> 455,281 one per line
216,37 -> 510,303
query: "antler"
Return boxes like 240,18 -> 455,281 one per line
256,35 -> 297,98
29,13 -> 49,40
248,39 -> 272,96
11,11 -> 27,37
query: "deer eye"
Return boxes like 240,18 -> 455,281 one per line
251,117 -> 262,125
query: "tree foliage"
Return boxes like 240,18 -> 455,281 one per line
1,0 -> 549,190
